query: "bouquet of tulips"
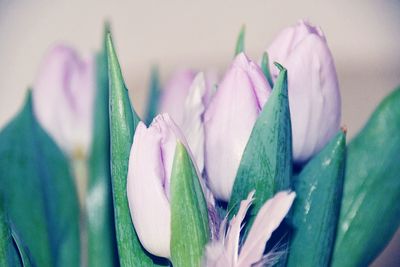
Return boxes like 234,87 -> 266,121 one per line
0,20 -> 399,267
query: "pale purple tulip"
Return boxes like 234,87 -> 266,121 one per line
159,69 -> 219,126
33,44 -> 95,158
204,53 -> 272,201
160,70 -> 219,174
159,70 -> 197,126
127,113 -> 193,258
181,73 -> 207,173
267,20 -> 341,163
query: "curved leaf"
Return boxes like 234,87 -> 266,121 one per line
0,92 -> 80,267
332,87 -> 400,266
86,24 -> 118,267
107,34 -> 158,266
288,131 -> 346,267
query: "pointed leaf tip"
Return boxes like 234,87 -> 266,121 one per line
261,52 -> 273,88
171,141 -> 209,267
104,21 -> 111,35
107,28 -> 148,266
273,62 -> 285,72
234,25 -> 246,56
144,65 -> 161,126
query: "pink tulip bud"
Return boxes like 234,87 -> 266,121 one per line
204,53 -> 272,201
127,114 -> 193,258
33,44 -> 95,158
267,20 -> 341,163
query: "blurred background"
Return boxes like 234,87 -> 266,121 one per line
0,0 -> 399,265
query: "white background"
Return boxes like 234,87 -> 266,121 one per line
0,1 -> 399,265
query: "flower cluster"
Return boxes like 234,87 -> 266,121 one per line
1,19 -> 398,267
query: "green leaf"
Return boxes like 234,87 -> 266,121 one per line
332,87 -> 400,267
0,92 -> 80,267
287,130 -> 346,267
234,25 -> 245,56
107,34 -> 157,266
261,52 -> 273,88
86,23 -> 118,267
144,66 -> 161,126
170,142 -> 209,267
228,63 -> 292,224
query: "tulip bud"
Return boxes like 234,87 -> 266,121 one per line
181,73 -> 207,173
32,44 -> 95,159
267,20 -> 341,163
159,70 -> 219,126
159,71 -> 218,174
126,113 -> 195,258
159,70 -> 197,126
204,53 -> 272,201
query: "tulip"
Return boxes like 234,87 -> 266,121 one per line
159,70 -> 197,126
159,70 -> 218,174
32,44 -> 95,158
204,53 -> 272,201
180,73 -> 206,173
159,69 -> 219,126
267,20 -> 341,163
127,113 -> 195,258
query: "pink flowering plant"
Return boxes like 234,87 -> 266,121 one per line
0,21 -> 399,267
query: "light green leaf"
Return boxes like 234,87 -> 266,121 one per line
332,86 -> 400,267
144,66 -> 161,126
0,91 -> 80,267
86,23 -> 118,267
107,34 -> 159,266
170,142 -> 209,267
261,52 -> 273,88
288,131 -> 346,267
234,25 -> 245,56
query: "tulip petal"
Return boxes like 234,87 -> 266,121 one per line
33,44 -> 95,157
127,121 -> 172,258
127,114 -> 191,259
159,70 -> 196,126
204,191 -> 295,267
267,20 -> 340,163
204,53 -> 270,201
181,73 -> 206,173
238,191 -> 295,267
285,34 -> 340,162
267,20 -> 325,79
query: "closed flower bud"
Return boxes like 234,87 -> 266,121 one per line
204,53 -> 271,201
267,20 -> 341,163
127,113 -> 194,258
159,70 -> 219,173
159,70 -> 197,126
32,44 -> 95,158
